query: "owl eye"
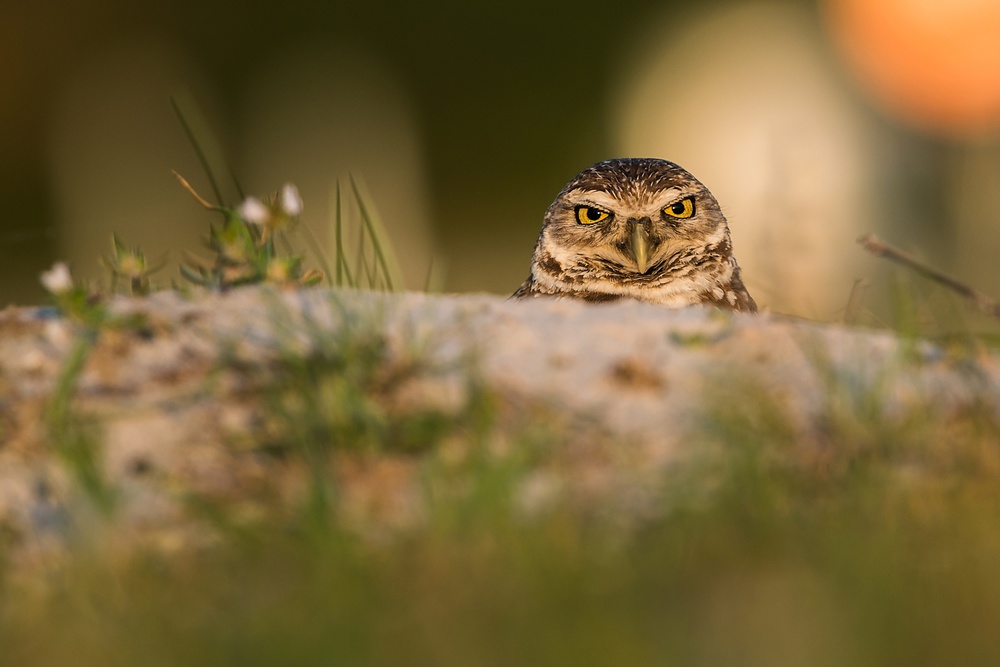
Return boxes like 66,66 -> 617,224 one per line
664,197 -> 695,219
575,206 -> 611,225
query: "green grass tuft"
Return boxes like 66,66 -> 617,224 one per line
45,328 -> 116,515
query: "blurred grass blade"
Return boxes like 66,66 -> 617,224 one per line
349,175 -> 404,291
329,175 -> 405,291
46,328 -> 116,515
170,90 -> 243,208
423,255 -> 447,293
843,278 -> 869,325
423,257 -> 436,293
334,182 -> 344,286
333,180 -> 355,288
355,218 -> 375,288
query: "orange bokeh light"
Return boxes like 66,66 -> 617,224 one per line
822,0 -> 1000,136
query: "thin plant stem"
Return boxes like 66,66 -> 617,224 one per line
170,94 -> 227,208
843,278 -> 870,325
333,181 -> 355,288
423,257 -> 436,294
858,233 -> 1000,320
46,327 -> 115,514
355,218 -> 374,288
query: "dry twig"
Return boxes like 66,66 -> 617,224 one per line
858,233 -> 1000,320
172,170 -> 220,211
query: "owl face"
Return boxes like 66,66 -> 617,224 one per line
513,158 -> 755,311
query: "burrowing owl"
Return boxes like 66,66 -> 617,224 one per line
513,158 -> 757,313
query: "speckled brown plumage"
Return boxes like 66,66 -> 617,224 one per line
513,158 -> 757,313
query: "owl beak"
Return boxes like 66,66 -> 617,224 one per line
631,223 -> 651,274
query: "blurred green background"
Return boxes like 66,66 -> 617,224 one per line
5,0 -> 1000,317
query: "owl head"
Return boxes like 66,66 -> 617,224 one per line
517,157 -> 755,311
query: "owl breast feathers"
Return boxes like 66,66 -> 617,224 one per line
513,157 -> 757,313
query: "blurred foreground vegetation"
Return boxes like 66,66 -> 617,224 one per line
3,284 -> 1000,666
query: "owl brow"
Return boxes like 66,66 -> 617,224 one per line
568,190 -> 620,210
652,186 -> 698,205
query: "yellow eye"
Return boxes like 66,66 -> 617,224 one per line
576,206 -> 610,225
664,197 -> 695,219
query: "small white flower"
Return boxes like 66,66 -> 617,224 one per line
40,262 -> 74,294
238,197 -> 271,226
280,183 -> 303,217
